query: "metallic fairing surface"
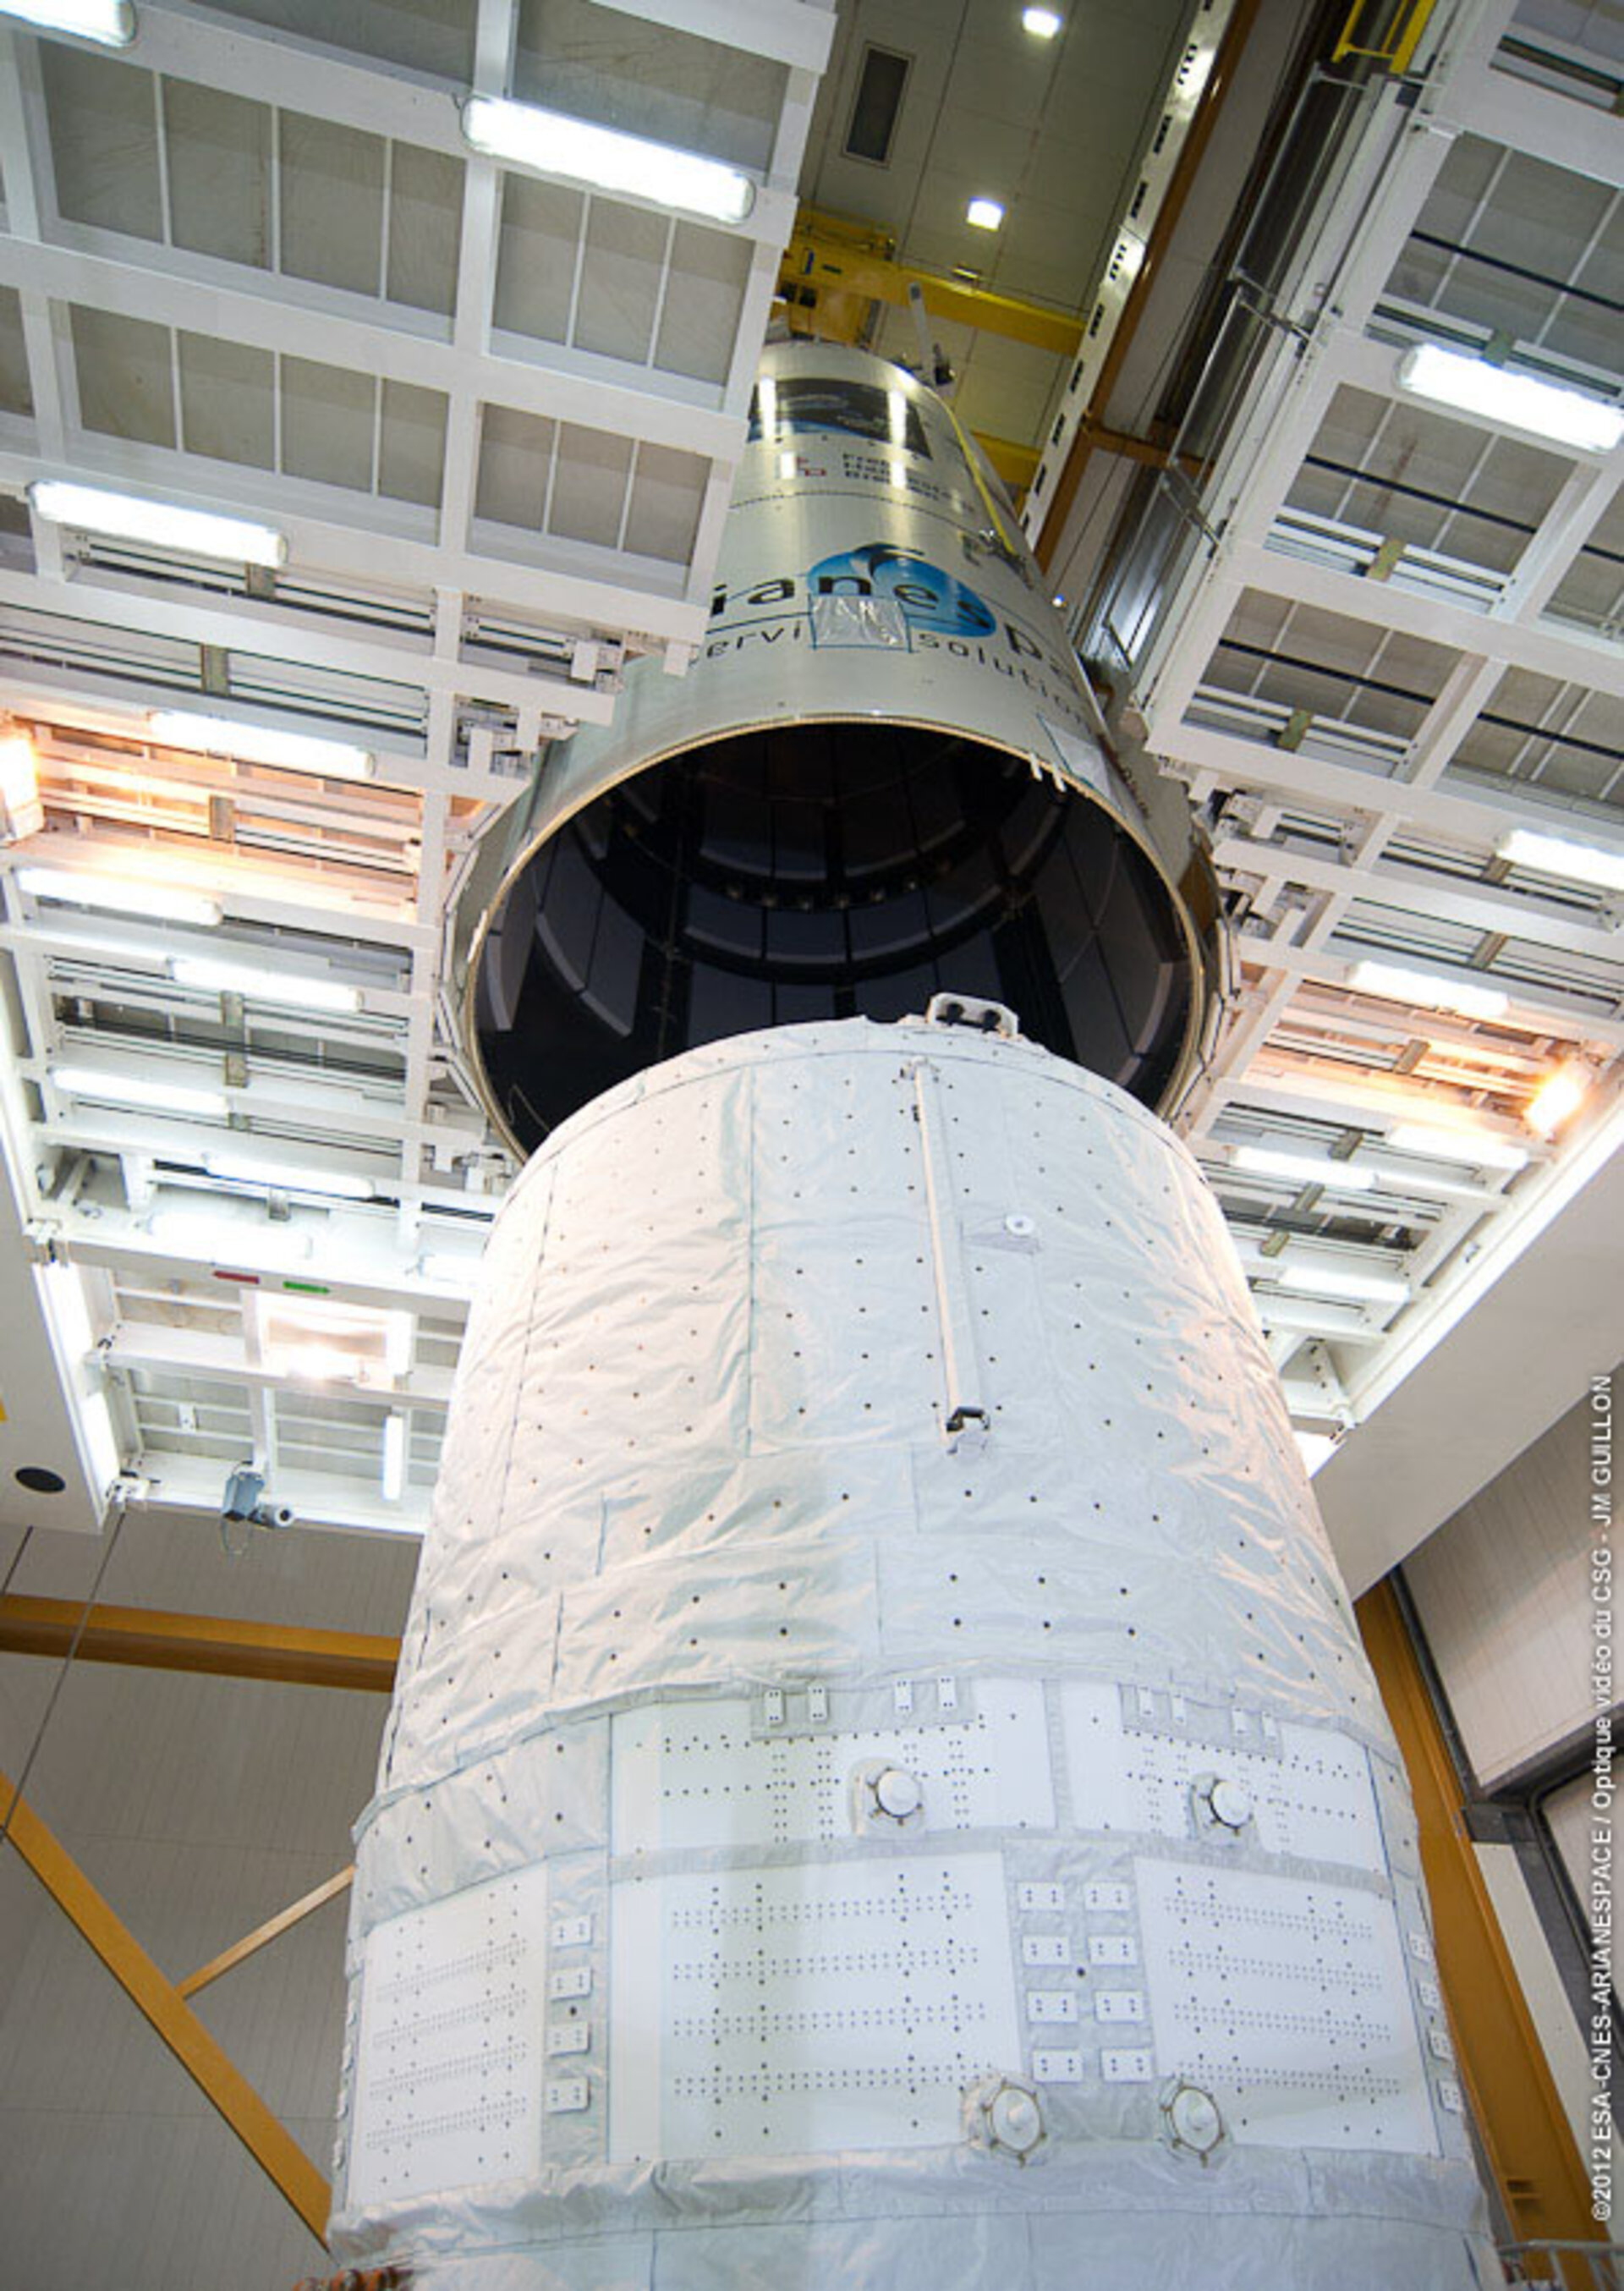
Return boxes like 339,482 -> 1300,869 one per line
332,1016 -> 1498,2288
456,345 -> 1219,1150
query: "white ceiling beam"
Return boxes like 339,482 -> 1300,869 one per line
1230,931 -> 1623,1044
1212,832 -> 1624,964
98,1319 -> 453,1409
119,1446 -> 428,1536
123,3 -> 801,239
614,0 -> 835,72
1226,536 -> 1624,700
0,564 -> 615,737
0,233 -> 739,462
1500,459 -> 1623,625
1160,720 -> 1605,847
1444,60 -> 1624,186
0,438 -> 705,646
3,837 -> 435,950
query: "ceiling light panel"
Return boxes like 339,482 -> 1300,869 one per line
29,481 -> 287,566
147,712 -> 375,781
17,865 -> 222,927
462,95 -> 754,224
1396,344 -> 1624,453
2,0 -> 133,44
169,957 -> 364,1014
1347,959 -> 1509,1022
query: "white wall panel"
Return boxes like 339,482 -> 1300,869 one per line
1404,1378 -> 1617,1786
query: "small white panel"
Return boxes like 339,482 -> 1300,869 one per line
1095,1989 -> 1144,2023
547,2023 -> 591,2057
809,1684 -> 829,1723
1088,1933 -> 1138,1967
1018,1882 -> 1064,1912
348,1862 -> 548,2209
765,1688 -> 785,1727
1026,1991 -> 1078,2024
894,1678 -> 915,1716
1440,2078 -> 1463,2113
937,1675 -> 958,1712
1408,1928 -> 1435,1965
1427,2023 -> 1454,2062
1136,1859 -> 1439,2156
607,1852 -> 1019,2162
1101,2048 -> 1155,2082
1084,1882 -> 1132,1912
1062,1684 -> 1386,1873
546,2078 -> 590,2113
550,1965 -> 592,2001
612,1681 -> 1054,1854
1022,1933 -> 1070,1965
1417,1975 -> 1441,2012
551,1915 -> 592,1948
1032,2048 -> 1084,2083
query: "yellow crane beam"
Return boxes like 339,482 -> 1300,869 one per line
0,1593 -> 398,1691
0,1768 -> 332,2245
780,212 -> 1084,360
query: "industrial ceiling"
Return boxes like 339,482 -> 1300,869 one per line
0,0 -> 1617,1563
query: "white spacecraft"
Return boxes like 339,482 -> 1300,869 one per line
326,347 -> 1498,2288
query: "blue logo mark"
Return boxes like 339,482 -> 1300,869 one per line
807,543 -> 996,639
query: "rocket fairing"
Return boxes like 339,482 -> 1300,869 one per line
328,350 -> 1500,2288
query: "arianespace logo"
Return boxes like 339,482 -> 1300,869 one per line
709,543 -> 1018,649
703,537 -> 1084,716
805,543 -> 996,637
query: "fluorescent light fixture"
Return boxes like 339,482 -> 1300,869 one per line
0,0 -> 134,44
0,728 -> 42,843
277,1343 -> 365,1385
381,1412 -> 407,1503
967,198 -> 1004,231
145,1211 -> 312,1269
29,481 -> 287,567
1527,1059 -> 1591,1137
1498,826 -> 1624,893
461,93 -> 754,224
17,863 -> 221,927
777,450 -> 797,481
1387,1121 -> 1528,1172
1347,958 -> 1508,1022
171,955 -> 362,1014
52,1063 -> 228,1118
383,1310 -> 414,1378
1277,1262 -> 1410,1306
1023,6 -> 1063,33
1396,343 -> 1624,453
147,710 -> 373,780
205,1151 -> 375,1201
1232,1145 -> 1376,1191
